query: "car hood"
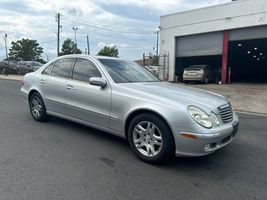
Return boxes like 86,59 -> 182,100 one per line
118,82 -> 229,112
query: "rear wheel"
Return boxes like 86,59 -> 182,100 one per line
29,92 -> 49,122
128,113 -> 174,164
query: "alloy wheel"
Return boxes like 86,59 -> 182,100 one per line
133,121 -> 163,157
31,96 -> 42,118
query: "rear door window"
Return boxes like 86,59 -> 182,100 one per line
51,58 -> 74,78
42,63 -> 54,75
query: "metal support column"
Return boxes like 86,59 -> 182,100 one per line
221,31 -> 229,84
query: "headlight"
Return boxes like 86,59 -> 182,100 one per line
211,112 -> 220,126
188,106 -> 212,128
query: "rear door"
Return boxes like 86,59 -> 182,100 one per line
65,58 -> 111,128
40,58 -> 74,115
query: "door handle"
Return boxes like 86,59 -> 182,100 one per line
66,84 -> 75,90
40,79 -> 46,84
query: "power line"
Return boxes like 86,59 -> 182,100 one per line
76,39 -> 152,49
38,39 -> 57,44
80,41 -> 152,49
117,46 -> 152,49
60,33 -> 152,53
61,15 -> 155,35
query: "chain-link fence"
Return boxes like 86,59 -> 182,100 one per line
158,53 -> 169,81
141,53 -> 169,81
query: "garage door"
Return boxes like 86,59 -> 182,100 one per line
176,32 -> 223,57
229,26 -> 267,41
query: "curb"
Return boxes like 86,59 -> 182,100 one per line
236,110 -> 267,117
0,76 -> 23,82
0,78 -> 22,82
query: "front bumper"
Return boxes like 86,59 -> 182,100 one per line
173,117 -> 239,157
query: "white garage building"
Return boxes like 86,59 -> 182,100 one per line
160,0 -> 267,83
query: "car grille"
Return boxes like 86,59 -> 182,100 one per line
218,103 -> 233,123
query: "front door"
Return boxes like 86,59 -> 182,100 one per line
65,58 -> 111,128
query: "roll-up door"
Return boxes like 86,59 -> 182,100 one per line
229,26 -> 267,41
176,32 -> 223,57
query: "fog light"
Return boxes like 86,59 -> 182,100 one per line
204,144 -> 210,151
204,143 -> 217,151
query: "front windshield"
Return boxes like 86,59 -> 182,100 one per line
188,65 -> 205,69
99,59 -> 160,83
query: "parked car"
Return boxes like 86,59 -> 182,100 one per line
21,55 -> 239,164
0,61 -> 18,75
183,65 -> 217,84
17,61 -> 43,75
144,65 -> 159,77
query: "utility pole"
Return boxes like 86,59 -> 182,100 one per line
56,13 -> 61,57
4,34 -> 8,60
72,27 -> 78,54
156,30 -> 159,58
72,27 -> 78,45
86,35 -> 90,55
143,53 -> 146,67
154,30 -> 160,66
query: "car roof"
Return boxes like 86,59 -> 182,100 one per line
56,54 -> 126,61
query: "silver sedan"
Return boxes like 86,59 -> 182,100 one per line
21,55 -> 239,164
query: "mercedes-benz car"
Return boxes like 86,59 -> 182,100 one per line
21,55 -> 239,164
183,65 -> 217,84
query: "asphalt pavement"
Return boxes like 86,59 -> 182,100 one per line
0,80 -> 267,200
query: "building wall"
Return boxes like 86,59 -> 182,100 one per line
160,0 -> 267,81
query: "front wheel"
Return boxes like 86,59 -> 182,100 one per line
128,113 -> 174,164
29,92 -> 49,122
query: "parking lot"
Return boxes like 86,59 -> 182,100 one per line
0,80 -> 267,200
184,83 -> 267,115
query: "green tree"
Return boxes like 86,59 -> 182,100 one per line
97,46 -> 119,57
60,38 -> 82,55
9,38 -> 44,62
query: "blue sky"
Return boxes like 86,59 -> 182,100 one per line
0,0 -> 228,61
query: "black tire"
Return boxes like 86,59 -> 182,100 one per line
29,92 -> 49,122
128,113 -> 174,164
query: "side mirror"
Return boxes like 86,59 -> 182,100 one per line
89,77 -> 107,88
